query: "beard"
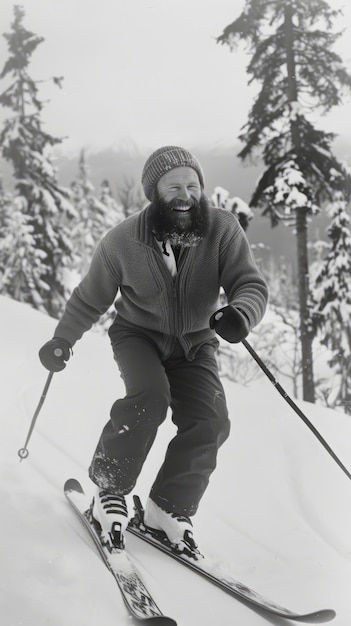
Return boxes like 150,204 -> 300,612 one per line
148,190 -> 210,248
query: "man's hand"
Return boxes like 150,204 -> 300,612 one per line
39,337 -> 72,372
209,306 -> 250,343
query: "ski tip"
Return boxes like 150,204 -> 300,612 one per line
143,619 -> 177,625
64,478 -> 84,494
293,608 -> 336,623
321,609 -> 337,623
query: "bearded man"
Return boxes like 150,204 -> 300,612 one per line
39,146 -> 268,554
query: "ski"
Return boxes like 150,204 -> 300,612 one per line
127,495 -> 336,624
64,479 -> 177,625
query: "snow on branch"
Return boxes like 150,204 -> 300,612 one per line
211,186 -> 254,230
263,157 -> 319,220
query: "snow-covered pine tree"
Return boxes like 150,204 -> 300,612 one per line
211,186 -> 253,231
69,150 -> 119,277
0,179 -> 9,230
99,179 -> 125,226
117,176 -> 145,217
0,5 -> 76,317
311,190 -> 351,414
0,193 -> 49,310
217,0 -> 351,402
69,152 -> 125,278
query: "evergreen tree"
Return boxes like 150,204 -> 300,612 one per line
0,179 -> 9,230
311,190 -> 351,413
99,178 -> 125,224
0,5 -> 76,316
0,193 -> 49,310
217,0 -> 351,401
70,151 -> 124,277
117,176 -> 145,216
211,186 -> 253,230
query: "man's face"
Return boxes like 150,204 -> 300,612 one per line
149,166 -> 208,247
157,166 -> 202,206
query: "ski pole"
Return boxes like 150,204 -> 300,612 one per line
18,371 -> 54,462
242,338 -> 351,481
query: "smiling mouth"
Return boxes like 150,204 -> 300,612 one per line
171,206 -> 192,212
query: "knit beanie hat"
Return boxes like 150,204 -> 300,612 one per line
141,146 -> 205,200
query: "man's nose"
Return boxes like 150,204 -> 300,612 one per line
177,186 -> 191,200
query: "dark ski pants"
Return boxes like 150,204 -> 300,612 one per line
89,329 -> 230,516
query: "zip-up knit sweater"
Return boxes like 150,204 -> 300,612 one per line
54,205 -> 268,360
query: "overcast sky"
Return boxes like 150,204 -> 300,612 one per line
0,0 -> 351,155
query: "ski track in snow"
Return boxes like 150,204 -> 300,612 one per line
1,294 -> 351,625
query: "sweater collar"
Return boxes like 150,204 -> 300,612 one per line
134,205 -> 155,247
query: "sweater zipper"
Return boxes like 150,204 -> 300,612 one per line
151,243 -> 187,337
153,250 -> 178,336
162,269 -> 181,337
171,283 -> 178,336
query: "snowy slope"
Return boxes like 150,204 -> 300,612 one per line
1,294 -> 351,626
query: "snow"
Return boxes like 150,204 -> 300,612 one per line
288,101 -> 303,121
211,187 -> 254,222
1,294 -> 351,626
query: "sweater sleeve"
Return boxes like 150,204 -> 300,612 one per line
53,239 -> 120,346
219,219 -> 268,330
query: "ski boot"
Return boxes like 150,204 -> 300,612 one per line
90,488 -> 129,550
137,496 -> 203,559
